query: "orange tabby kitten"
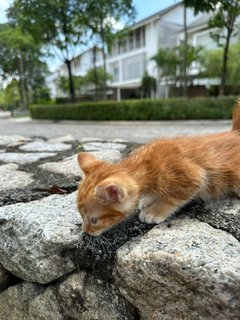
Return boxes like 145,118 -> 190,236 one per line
77,101 -> 240,236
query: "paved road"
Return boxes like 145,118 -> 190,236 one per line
0,117 -> 232,143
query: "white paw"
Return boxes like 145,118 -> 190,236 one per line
139,210 -> 156,224
153,216 -> 166,224
139,210 -> 166,224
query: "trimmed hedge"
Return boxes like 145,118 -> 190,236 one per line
30,96 -> 239,121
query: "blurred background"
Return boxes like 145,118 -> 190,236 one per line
0,0 -> 239,121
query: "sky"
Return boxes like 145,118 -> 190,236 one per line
0,0 -> 178,70
133,0 -> 178,21
0,0 -> 178,26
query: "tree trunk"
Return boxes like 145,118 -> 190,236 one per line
102,45 -> 107,100
183,4 -> 188,97
100,22 -> 107,100
219,30 -> 231,96
65,59 -> 75,102
18,55 -> 28,109
93,45 -> 98,100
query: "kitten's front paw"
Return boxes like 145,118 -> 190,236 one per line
139,210 -> 166,224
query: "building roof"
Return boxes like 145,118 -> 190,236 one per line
131,1 -> 183,29
187,13 -> 212,31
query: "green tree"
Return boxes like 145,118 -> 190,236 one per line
8,0 -> 87,102
184,0 -> 240,95
3,79 -> 21,109
0,24 -> 46,108
57,75 -> 85,96
57,67 -> 112,98
201,43 -> 240,87
151,48 -> 179,85
83,0 -> 136,99
83,67 -> 112,92
140,71 -> 156,98
151,45 -> 203,94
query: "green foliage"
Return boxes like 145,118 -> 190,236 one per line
30,96 -> 237,121
201,43 -> 240,85
140,71 -> 156,98
57,75 -> 83,95
56,67 -> 112,96
0,24 -> 48,108
151,45 -> 203,82
8,0 -> 88,101
208,1 -> 240,47
3,80 -> 21,107
8,0 -> 86,49
184,0 -> 219,14
83,0 -> 136,52
83,0 -> 136,98
151,48 -> 178,81
83,67 -> 112,89
184,0 -> 240,95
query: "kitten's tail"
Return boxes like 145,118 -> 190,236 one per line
232,99 -> 240,131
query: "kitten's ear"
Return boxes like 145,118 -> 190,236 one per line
95,183 -> 124,203
77,152 -> 97,175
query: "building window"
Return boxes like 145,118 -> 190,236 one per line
109,62 -> 119,82
109,26 -> 146,56
122,53 -> 146,80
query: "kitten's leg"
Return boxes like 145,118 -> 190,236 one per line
138,195 -> 159,210
138,195 -> 160,222
139,197 -> 189,224
139,162 -> 206,224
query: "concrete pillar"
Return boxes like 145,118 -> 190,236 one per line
117,87 -> 121,101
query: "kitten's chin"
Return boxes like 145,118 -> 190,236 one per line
86,230 -> 103,237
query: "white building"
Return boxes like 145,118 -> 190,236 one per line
47,2 -> 237,100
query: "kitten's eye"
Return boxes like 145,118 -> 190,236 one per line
90,217 -> 98,225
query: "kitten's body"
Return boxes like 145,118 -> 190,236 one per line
77,101 -> 240,236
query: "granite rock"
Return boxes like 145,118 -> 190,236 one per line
81,141 -> 126,152
19,141 -> 72,152
48,135 -> 75,143
39,150 -> 122,177
0,271 -> 136,320
0,192 -> 81,283
0,163 -> 34,191
186,198 -> 240,241
0,152 -> 57,164
0,135 -> 31,147
115,217 -> 240,320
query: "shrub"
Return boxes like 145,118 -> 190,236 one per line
30,96 -> 239,121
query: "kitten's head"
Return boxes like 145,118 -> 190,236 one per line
76,152 -> 139,236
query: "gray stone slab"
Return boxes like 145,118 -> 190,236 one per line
0,164 -> 34,191
0,135 -> 31,147
186,199 -> 240,241
81,142 -> 126,152
0,192 -> 81,283
19,141 -> 72,152
0,271 -> 136,320
39,154 -> 81,177
39,150 -> 122,177
0,152 -> 57,164
115,217 -> 240,320
48,135 -> 75,143
78,137 -> 103,143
